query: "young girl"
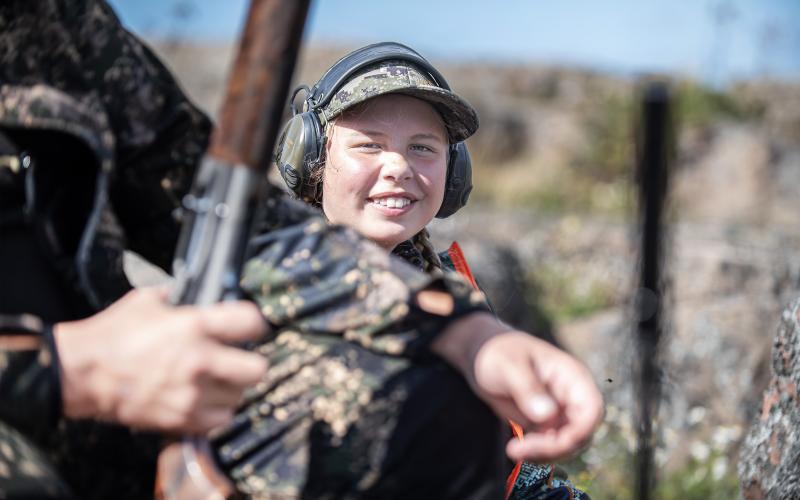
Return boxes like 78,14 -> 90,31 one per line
222,43 -> 602,499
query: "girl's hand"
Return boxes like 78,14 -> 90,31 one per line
432,312 -> 604,462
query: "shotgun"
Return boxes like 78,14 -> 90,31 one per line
155,0 -> 311,497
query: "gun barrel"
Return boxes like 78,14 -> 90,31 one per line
210,0 -> 310,170
171,0 -> 310,306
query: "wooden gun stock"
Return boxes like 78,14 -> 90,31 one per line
156,439 -> 237,500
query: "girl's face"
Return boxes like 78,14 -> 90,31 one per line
322,94 -> 449,250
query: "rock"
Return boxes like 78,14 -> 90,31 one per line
738,298 -> 800,499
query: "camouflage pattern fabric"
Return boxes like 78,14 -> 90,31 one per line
0,1 -> 210,497
220,228 -> 592,499
507,463 -> 589,500
0,318 -> 61,445
243,197 -> 489,358
215,331 -> 507,499
318,60 -> 478,144
0,0 -> 211,307
212,214 -> 504,498
0,422 -> 74,500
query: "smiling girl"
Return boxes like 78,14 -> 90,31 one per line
228,42 -> 603,499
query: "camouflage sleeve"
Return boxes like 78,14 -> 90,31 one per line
62,0 -> 212,270
0,315 -> 61,443
241,196 -> 490,358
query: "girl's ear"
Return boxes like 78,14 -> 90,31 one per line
322,120 -> 337,158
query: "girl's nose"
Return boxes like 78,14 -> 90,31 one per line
381,152 -> 413,181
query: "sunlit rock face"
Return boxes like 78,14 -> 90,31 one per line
739,298 -> 800,500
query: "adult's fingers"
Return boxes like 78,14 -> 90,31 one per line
187,407 -> 236,435
201,343 -> 268,387
197,300 -> 269,343
196,378 -> 251,409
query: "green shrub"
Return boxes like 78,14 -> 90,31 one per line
675,81 -> 761,129
574,92 -> 635,183
530,263 -> 616,322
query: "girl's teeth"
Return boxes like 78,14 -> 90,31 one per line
373,197 -> 410,208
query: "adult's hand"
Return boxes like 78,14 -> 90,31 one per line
54,287 -> 268,434
432,312 -> 604,463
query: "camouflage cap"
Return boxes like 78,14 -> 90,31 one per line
318,60 -> 479,143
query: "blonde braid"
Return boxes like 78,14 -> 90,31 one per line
412,227 -> 442,273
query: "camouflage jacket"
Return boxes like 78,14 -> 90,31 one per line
0,0 -> 210,448
0,1 -> 490,497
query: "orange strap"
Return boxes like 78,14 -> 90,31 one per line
504,420 -> 526,499
447,241 -> 480,290
446,242 -> 523,499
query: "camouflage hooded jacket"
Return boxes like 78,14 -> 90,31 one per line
0,1 -> 489,496
0,0 -> 211,444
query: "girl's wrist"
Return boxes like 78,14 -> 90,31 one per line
430,311 -> 504,383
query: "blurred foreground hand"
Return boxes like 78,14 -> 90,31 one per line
54,287 -> 268,434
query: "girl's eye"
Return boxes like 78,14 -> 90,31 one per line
410,144 -> 436,154
356,143 -> 381,151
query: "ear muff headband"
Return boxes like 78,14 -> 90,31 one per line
275,41 -> 473,218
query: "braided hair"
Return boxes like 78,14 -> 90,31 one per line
412,228 -> 442,272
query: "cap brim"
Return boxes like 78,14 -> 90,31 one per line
325,86 -> 479,143
389,86 -> 479,143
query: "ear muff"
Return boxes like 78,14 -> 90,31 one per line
275,42 -> 474,217
275,107 -> 324,202
437,142 -> 472,218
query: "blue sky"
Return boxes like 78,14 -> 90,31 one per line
108,0 -> 800,86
